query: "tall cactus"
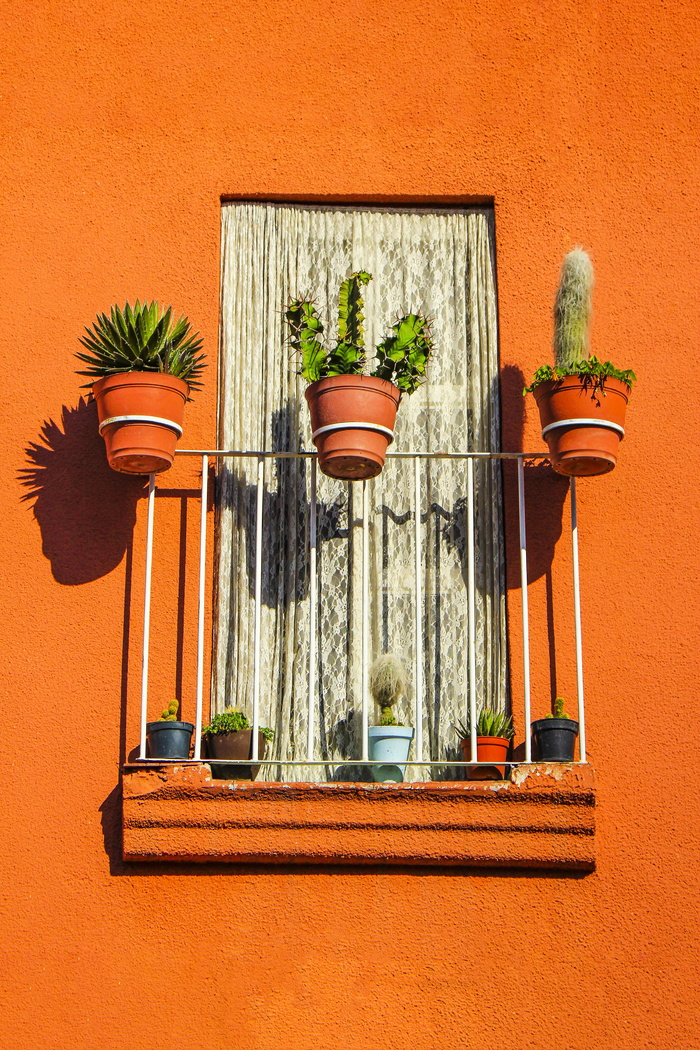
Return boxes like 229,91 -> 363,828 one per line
285,299 -> 327,382
553,248 -> 594,371
333,270 -> 370,373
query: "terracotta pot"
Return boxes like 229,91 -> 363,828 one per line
305,375 -> 401,480
462,735 -> 510,780
533,375 -> 630,477
92,372 -> 189,474
205,729 -> 267,780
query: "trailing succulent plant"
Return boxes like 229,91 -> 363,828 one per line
369,653 -> 409,727
158,699 -> 180,722
204,707 -> 275,742
455,708 -> 515,740
285,271 -> 434,394
524,249 -> 636,393
76,300 -> 206,394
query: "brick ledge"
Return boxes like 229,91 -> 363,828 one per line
121,763 -> 595,869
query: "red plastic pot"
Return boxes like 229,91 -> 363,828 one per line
92,372 -> 189,475
533,375 -> 630,477
305,375 -> 401,480
462,735 -> 510,780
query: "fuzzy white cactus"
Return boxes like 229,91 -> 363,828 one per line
553,248 -> 594,371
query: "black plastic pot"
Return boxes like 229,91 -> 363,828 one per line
146,721 -> 194,759
531,718 -> 579,762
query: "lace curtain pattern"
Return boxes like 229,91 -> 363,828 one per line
214,202 -> 506,781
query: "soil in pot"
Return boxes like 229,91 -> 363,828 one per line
93,373 -> 189,474
367,725 -> 414,783
462,735 -> 510,780
146,721 -> 194,760
534,375 -> 630,477
531,718 -> 579,762
305,375 -> 400,480
205,729 -> 268,780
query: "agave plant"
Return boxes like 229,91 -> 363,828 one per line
285,271 -> 434,394
455,708 -> 515,740
76,300 -> 206,393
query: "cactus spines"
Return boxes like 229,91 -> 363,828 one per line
159,699 -> 179,722
369,653 -> 409,727
553,247 -> 594,371
551,696 -> 570,720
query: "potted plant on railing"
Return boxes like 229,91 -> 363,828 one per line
146,699 -> 194,760
455,708 -> 515,781
531,696 -> 579,762
524,248 -> 636,476
285,271 -> 435,480
76,300 -> 206,474
203,707 -> 275,781
367,653 -> 414,783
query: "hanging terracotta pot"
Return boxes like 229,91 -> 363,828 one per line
533,375 -> 630,477
305,375 -> 401,480
462,736 -> 510,780
93,373 -> 189,475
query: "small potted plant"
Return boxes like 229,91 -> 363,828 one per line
146,699 -> 194,760
455,708 -> 515,780
203,707 -> 275,781
285,271 -> 435,480
531,696 -> 579,762
524,248 -> 636,476
76,300 -> 206,474
367,653 -> 414,783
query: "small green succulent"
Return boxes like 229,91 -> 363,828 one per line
524,249 -> 635,394
158,699 -> 180,722
285,271 -> 435,394
76,300 -> 206,393
455,708 -> 515,740
204,707 -> 274,742
547,696 -> 571,720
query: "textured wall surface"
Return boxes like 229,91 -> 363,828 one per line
2,1 -> 700,1047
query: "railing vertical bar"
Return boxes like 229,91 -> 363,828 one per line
139,474 -> 156,760
251,456 -> 264,762
467,457 -> 478,762
361,479 -> 370,763
306,459 -> 318,763
193,455 -> 208,761
518,458 -> 532,762
413,456 -> 423,762
570,478 -> 586,762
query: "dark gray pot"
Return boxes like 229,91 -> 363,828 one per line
531,718 -> 579,762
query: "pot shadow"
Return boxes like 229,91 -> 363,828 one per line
19,398 -> 146,585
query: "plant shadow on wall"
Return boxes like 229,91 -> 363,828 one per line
19,398 -> 146,584
500,365 -> 570,757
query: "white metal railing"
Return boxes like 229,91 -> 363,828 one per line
136,449 -> 587,770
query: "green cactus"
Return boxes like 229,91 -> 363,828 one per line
158,699 -> 180,722
331,270 -> 370,374
286,270 -> 434,391
285,298 -> 327,382
373,313 -> 434,394
548,696 -> 570,720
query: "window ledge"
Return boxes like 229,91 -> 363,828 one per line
121,763 -> 595,870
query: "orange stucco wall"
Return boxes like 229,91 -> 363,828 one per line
3,1 -> 700,1047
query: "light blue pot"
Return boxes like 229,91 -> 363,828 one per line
367,725 -> 414,783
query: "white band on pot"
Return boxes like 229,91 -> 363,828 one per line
311,422 -> 395,445
98,414 -> 184,437
541,418 -> 625,440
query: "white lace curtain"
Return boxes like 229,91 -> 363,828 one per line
214,202 -> 507,781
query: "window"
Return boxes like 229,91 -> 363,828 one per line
213,202 -> 506,781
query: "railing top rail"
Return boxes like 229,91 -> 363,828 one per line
175,449 -> 550,460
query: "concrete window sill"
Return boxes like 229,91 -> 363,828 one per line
122,762 -> 595,870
